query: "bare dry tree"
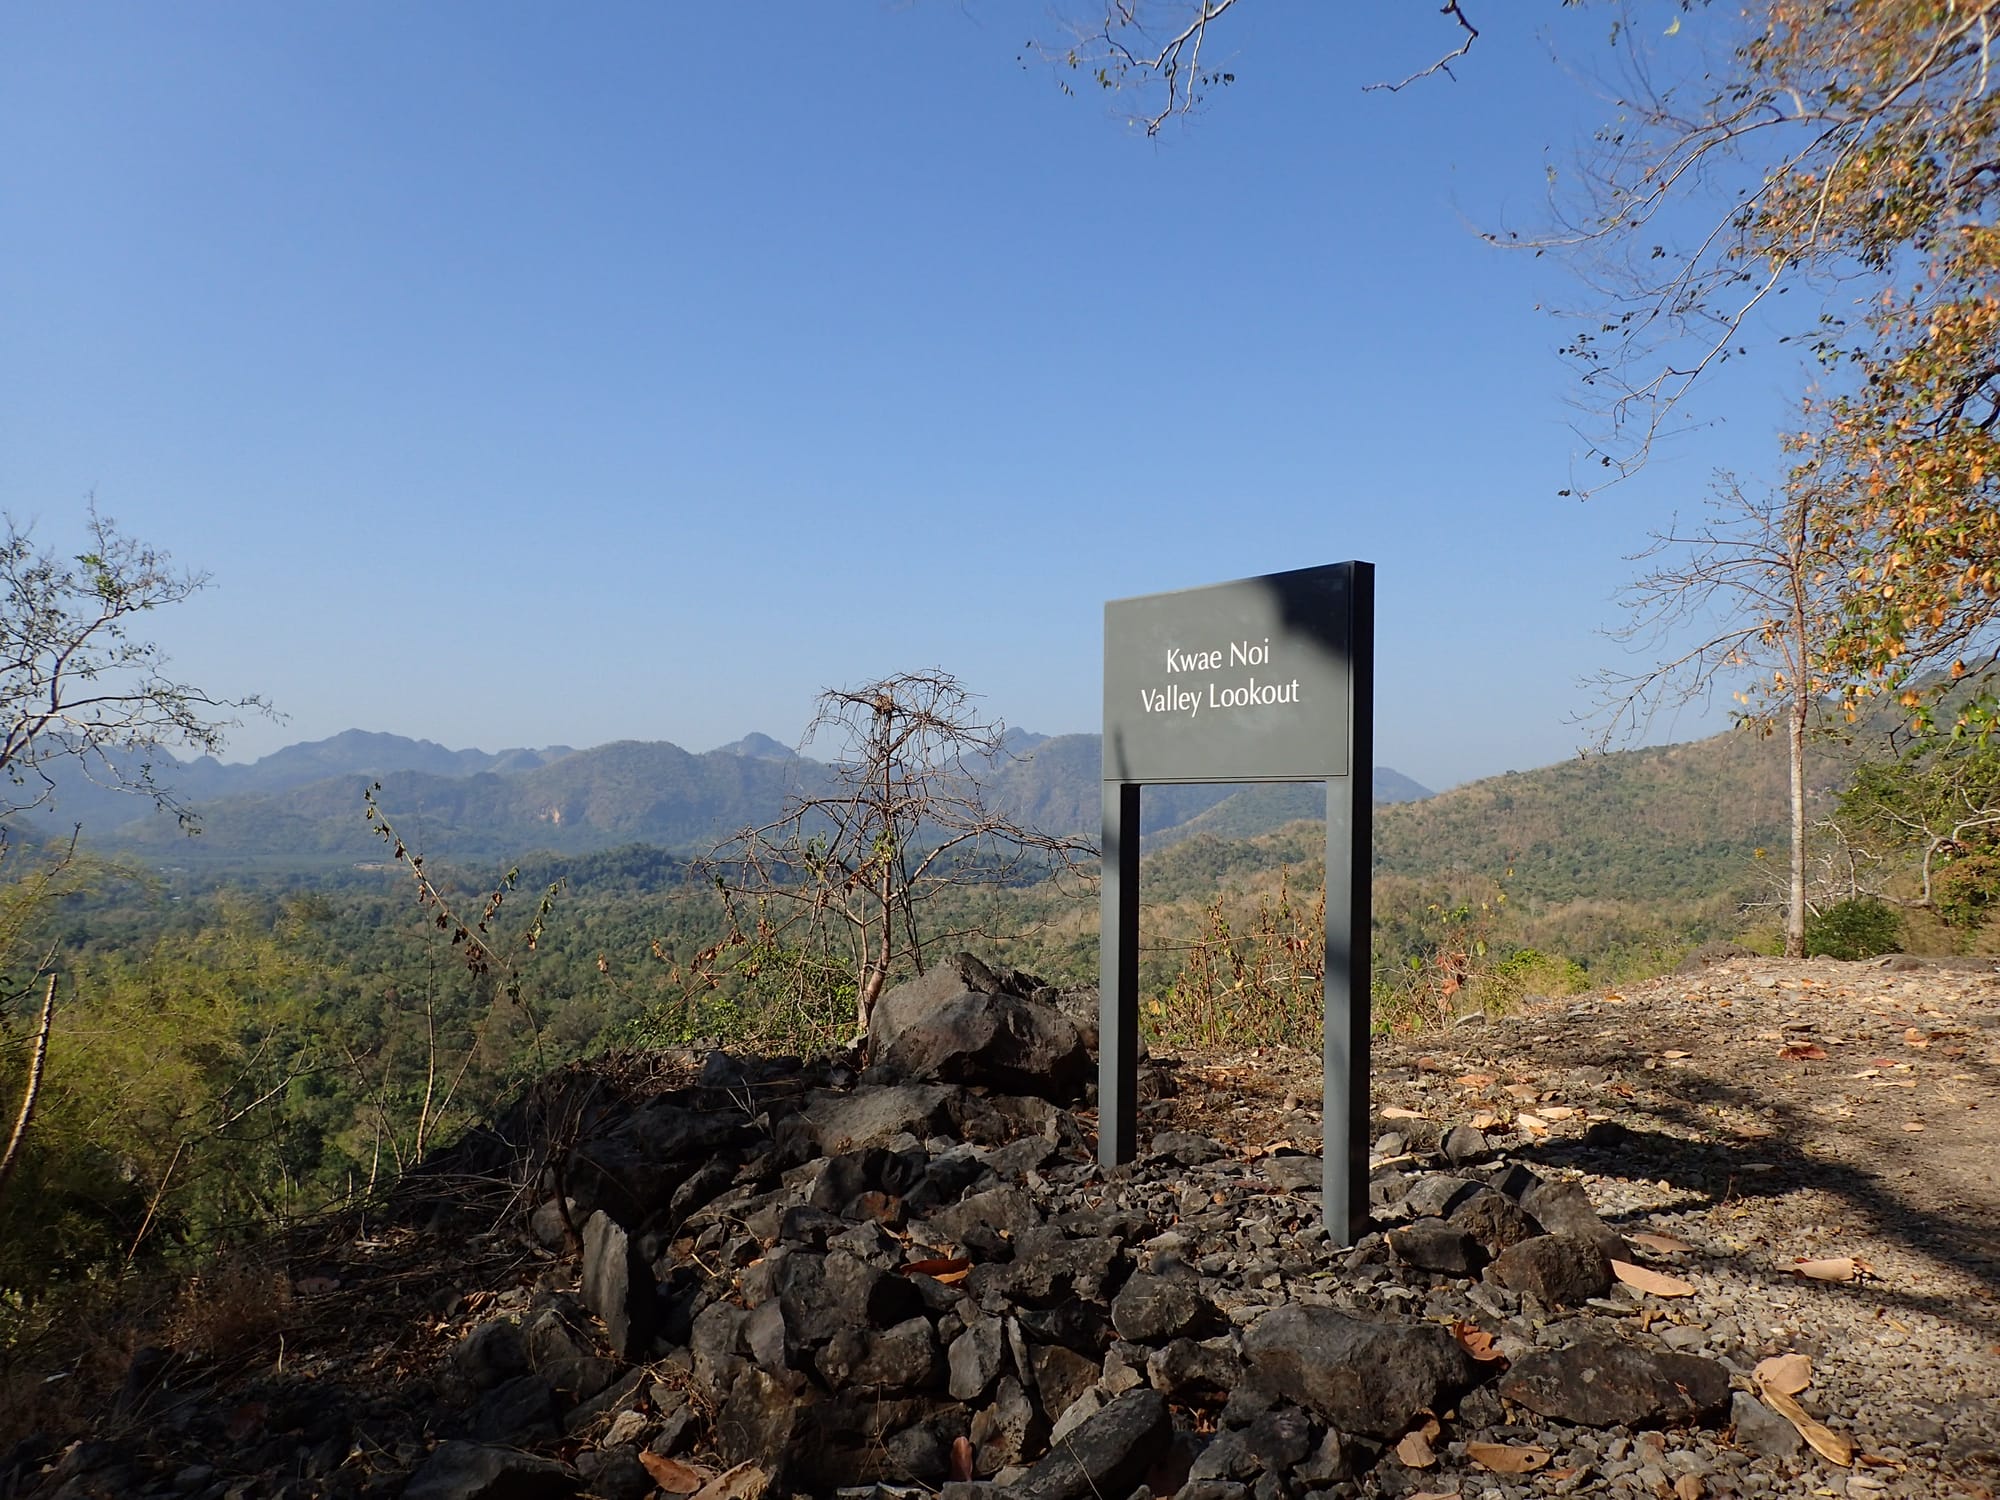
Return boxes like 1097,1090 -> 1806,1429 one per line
1027,1 -> 1482,132
0,504 -> 271,826
0,506 -> 264,1222
1587,474 -> 1839,956
703,670 -> 1094,1042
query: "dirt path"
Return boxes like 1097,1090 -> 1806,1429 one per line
1150,953 -> 2000,1492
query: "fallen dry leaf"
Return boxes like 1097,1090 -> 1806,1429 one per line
1793,1256 -> 1861,1282
949,1436 -> 974,1483
1903,1121 -> 1925,1132
689,1463 -> 769,1500
1408,1493 -> 1460,1500
1539,1105 -> 1579,1121
1504,1082 -> 1541,1102
1675,1473 -> 1706,1500
1753,1352 -> 1812,1395
639,1452 -> 710,1495
1756,1385 -> 1855,1467
1516,1112 -> 1550,1134
1450,1321 -> 1507,1363
1469,1110 -> 1501,1131
1780,1043 -> 1829,1061
1904,1028 -> 1931,1049
1465,1441 -> 1550,1474
1456,1072 -> 1495,1089
1395,1430 -> 1437,1468
1611,1260 -> 1696,1297
898,1257 -> 972,1278
1381,1106 -> 1426,1120
1664,1049 -> 1692,1060
1627,1231 -> 1694,1255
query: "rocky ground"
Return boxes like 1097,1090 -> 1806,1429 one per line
2,951 -> 1995,1500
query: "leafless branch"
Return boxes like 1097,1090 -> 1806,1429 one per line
702,670 -> 1094,1040
1364,1 -> 1480,93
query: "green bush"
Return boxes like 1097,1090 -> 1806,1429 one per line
1804,899 -> 1903,960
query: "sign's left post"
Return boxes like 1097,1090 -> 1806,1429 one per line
1098,780 -> 1141,1168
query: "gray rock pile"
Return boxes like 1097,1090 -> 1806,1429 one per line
9,954 -> 1945,1500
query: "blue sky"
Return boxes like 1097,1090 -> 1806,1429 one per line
1,2 -> 1799,792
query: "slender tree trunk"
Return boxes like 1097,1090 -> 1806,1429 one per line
858,703 -> 896,1038
416,986 -> 438,1160
0,973 -> 57,1209
1784,500 -> 1813,961
1787,695 -> 1808,958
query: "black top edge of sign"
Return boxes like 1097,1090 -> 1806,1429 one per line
1102,561 -> 1361,785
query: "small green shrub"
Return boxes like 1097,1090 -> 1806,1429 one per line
1804,899 -> 1903,960
1468,947 -> 1590,1011
1933,848 -> 2000,930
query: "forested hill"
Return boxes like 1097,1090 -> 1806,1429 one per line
1374,729 -> 1802,904
17,728 -> 1435,868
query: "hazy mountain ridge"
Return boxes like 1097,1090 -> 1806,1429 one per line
2,721 -> 1817,923
23,726 -> 1433,866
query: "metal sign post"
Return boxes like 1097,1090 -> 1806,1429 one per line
1099,561 -> 1373,1244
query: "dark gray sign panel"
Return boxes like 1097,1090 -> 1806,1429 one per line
1098,561 -> 1373,1245
1103,565 -> 1352,784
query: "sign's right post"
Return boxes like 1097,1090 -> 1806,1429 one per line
1323,564 -> 1373,1245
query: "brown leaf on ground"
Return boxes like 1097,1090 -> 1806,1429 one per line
949,1436 -> 974,1482
1395,1430 -> 1437,1468
1465,1441 -> 1550,1474
640,1452 -> 709,1494
1611,1260 -> 1696,1297
1675,1472 -> 1706,1500
1627,1231 -> 1694,1255
898,1257 -> 971,1278
1756,1385 -> 1855,1467
1793,1256 -> 1860,1282
1451,1321 -> 1507,1363
1516,1112 -> 1550,1134
1780,1043 -> 1829,1061
1752,1352 -> 1812,1395
688,1463 -> 768,1500
1381,1106 -> 1426,1120
1456,1072 -> 1495,1089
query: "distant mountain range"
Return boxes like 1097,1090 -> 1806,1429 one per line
11,729 -> 1434,868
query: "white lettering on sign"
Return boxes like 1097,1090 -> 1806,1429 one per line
1142,639 -> 1304,720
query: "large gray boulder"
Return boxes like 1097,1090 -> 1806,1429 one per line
1242,1305 -> 1475,1439
1498,1335 -> 1731,1428
579,1211 -> 656,1361
401,1442 -> 578,1500
869,953 -> 1028,1051
872,991 -> 1092,1099
1009,1389 -> 1172,1500
801,1084 -> 961,1153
